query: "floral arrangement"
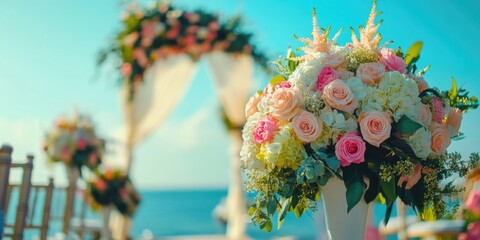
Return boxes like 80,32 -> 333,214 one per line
98,2 -> 269,100
43,112 -> 104,171
86,169 -> 141,216
241,2 -> 479,231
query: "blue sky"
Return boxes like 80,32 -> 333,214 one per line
1,0 -> 479,189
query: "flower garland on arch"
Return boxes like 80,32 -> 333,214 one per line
98,2 -> 270,100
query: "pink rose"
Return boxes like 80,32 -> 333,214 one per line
253,117 -> 278,144
335,131 -> 366,167
418,104 -> 432,126
415,76 -> 429,93
275,81 -> 292,90
432,97 -> 445,123
270,88 -> 301,121
121,63 -> 132,76
292,110 -> 323,143
380,48 -> 406,74
60,147 -> 72,162
88,152 -> 98,166
245,92 -> 262,119
358,111 -> 392,147
397,163 -> 422,189
96,179 -> 107,191
356,62 -> 385,85
465,189 -> 480,214
430,122 -> 451,155
322,79 -> 358,114
446,107 -> 463,137
77,137 -> 87,151
459,222 -> 480,240
119,188 -> 129,199
316,66 -> 340,91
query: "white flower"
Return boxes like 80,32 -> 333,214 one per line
344,77 -> 367,101
406,127 -> 432,159
289,52 -> 326,87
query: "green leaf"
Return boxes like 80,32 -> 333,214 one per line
269,75 -> 286,86
395,115 -> 422,135
383,201 -> 395,225
380,178 -> 396,205
248,206 -> 256,216
267,198 -> 277,216
450,77 -> 458,107
343,165 -> 367,213
293,204 -> 305,217
277,199 -> 290,229
404,41 -> 423,72
364,171 -> 380,204
259,218 -> 272,232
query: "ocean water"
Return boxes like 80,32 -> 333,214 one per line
6,189 -> 404,239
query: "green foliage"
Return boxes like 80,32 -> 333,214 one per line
343,165 -> 367,213
447,77 -> 479,112
394,115 -> 423,135
404,41 -> 423,73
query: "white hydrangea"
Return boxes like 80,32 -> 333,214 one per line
406,127 -> 432,159
360,71 -> 422,122
289,52 -> 327,88
311,106 -> 358,149
344,77 -> 367,101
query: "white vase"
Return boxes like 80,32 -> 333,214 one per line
321,178 -> 369,240
101,207 -> 112,240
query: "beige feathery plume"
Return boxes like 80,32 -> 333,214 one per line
351,0 -> 383,52
295,8 -> 342,61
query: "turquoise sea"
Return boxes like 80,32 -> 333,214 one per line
8,189 -> 404,239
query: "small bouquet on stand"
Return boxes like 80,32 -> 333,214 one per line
43,112 -> 105,173
86,169 -> 141,217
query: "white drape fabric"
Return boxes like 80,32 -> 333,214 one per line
207,52 -> 253,239
123,54 -> 198,169
113,54 -> 197,240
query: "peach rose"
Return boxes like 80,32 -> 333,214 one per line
416,76 -> 429,94
446,107 -> 463,137
245,92 -> 262,119
325,52 -> 347,69
270,88 -> 300,121
356,62 -> 385,85
322,79 -> 358,114
418,104 -> 432,126
430,122 -> 451,155
380,48 -> 406,74
292,110 -> 323,143
335,131 -> 366,167
397,163 -> 422,189
358,111 -> 392,147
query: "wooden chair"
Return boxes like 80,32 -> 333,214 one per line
0,145 -> 14,236
23,178 -> 54,240
1,146 -> 34,239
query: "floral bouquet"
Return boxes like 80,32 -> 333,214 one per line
98,1 -> 269,100
86,169 -> 141,217
43,112 -> 105,171
241,1 -> 479,232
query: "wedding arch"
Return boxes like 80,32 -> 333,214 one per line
99,2 -> 270,239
